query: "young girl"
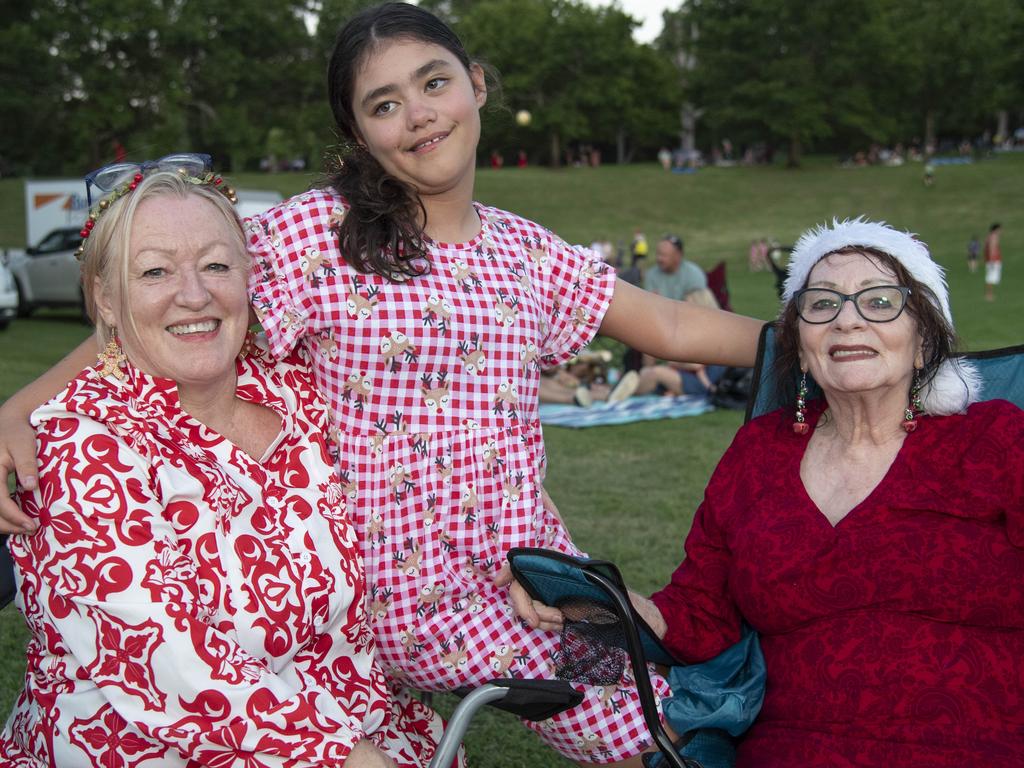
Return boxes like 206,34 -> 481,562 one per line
0,3 -> 762,764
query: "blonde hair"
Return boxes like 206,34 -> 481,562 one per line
80,171 -> 246,348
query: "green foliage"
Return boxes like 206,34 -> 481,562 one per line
3,0 -> 1022,172
661,0 -> 1024,165
455,0 -> 677,166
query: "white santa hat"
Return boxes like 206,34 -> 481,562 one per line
782,217 -> 981,416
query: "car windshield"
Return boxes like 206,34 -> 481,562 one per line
34,230 -> 81,253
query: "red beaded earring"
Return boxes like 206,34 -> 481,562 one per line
793,371 -> 809,434
902,369 -> 924,432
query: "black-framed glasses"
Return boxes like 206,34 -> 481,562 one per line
84,153 -> 212,205
794,285 -> 911,324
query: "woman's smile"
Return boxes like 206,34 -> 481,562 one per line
167,318 -> 220,337
828,345 -> 878,361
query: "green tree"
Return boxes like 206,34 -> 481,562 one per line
680,0 -> 907,166
0,2 -> 66,174
883,0 -> 1018,150
167,0 -> 319,172
455,0 -> 674,166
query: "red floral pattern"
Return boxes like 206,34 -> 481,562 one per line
1,350 -> 450,767
652,398 -> 1024,766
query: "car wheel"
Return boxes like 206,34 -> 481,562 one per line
14,277 -> 34,318
0,318 -> 8,331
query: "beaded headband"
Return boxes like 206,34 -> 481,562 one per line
75,165 -> 237,261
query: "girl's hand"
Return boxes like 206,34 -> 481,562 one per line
0,336 -> 96,535
493,564 -> 565,633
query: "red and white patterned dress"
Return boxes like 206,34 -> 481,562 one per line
1,349 -> 450,767
247,189 -> 670,762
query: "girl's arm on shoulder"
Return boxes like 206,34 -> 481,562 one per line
0,338 -> 95,533
601,278 -> 763,367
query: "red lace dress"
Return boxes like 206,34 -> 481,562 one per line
652,398 -> 1024,767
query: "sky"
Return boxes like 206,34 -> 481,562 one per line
581,0 -> 676,43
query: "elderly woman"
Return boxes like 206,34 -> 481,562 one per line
520,219 -> 1024,766
0,168 -> 449,767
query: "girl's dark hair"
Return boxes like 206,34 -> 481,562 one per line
772,247 -> 959,409
326,2 -> 475,279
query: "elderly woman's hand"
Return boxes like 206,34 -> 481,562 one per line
627,590 -> 669,640
493,566 -> 565,633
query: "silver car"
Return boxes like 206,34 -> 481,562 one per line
0,257 -> 16,330
8,227 -> 86,318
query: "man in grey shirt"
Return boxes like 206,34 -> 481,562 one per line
643,234 -> 707,300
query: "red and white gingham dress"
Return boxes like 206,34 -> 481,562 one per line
247,188 -> 668,762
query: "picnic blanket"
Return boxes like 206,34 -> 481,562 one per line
539,394 -> 713,428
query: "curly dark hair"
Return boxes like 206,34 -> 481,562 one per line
772,247 -> 960,409
325,2 -> 483,280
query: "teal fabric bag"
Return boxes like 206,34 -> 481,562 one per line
646,628 -> 766,768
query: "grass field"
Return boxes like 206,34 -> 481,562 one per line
0,154 -> 1021,765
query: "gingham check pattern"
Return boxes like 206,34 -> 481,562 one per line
247,189 -> 669,761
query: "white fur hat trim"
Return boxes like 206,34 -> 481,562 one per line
783,217 -> 980,415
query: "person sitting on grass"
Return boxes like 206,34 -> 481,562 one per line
635,288 -> 726,397
539,364 -> 640,407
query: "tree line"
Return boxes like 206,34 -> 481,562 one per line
2,0 -> 1021,176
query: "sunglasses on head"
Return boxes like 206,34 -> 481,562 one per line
84,153 -> 213,205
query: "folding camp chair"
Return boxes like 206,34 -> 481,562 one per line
428,545 -> 699,768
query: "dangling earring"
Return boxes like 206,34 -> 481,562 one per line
902,369 -> 924,433
96,331 -> 127,380
793,371 -> 809,434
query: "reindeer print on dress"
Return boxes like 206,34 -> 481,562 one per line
492,380 -> 520,420
457,334 -> 486,376
346,275 -> 381,320
422,294 -> 454,334
439,633 -> 469,674
300,247 -> 337,287
380,331 -> 418,372
419,371 -> 451,413
248,193 -> 663,764
448,258 -> 482,291
341,371 -> 373,411
493,289 -> 520,328
311,336 -> 338,370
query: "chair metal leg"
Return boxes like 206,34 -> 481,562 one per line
427,684 -> 512,768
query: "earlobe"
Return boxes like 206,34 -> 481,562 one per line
93,276 -> 119,329
470,63 -> 487,108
